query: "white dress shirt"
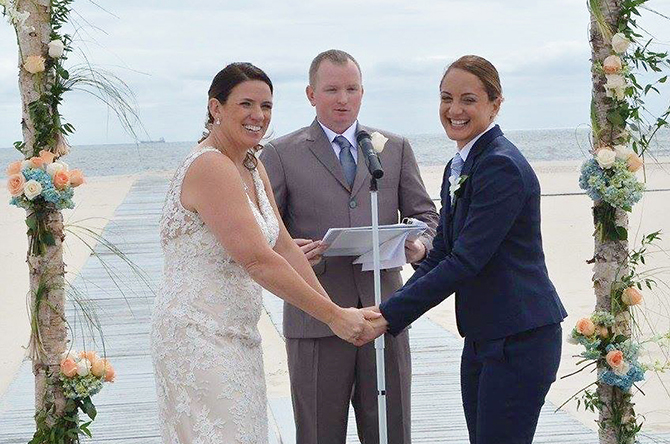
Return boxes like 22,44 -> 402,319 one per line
318,120 -> 359,163
455,121 -> 496,163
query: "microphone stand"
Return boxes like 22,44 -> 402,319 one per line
369,176 -> 388,444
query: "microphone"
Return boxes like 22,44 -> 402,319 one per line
356,130 -> 384,179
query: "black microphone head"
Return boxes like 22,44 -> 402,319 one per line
356,130 -> 371,143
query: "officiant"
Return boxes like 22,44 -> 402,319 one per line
259,49 -> 438,444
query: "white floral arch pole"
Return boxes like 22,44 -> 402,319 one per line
568,0 -> 670,443
2,0 -> 129,441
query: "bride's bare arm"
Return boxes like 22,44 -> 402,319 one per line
181,151 -> 371,341
255,161 -> 329,299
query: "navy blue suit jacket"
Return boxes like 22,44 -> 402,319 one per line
380,125 -> 567,341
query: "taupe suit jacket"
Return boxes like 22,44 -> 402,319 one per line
260,119 -> 438,338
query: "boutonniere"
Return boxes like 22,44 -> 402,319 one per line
449,175 -> 469,203
370,131 -> 388,153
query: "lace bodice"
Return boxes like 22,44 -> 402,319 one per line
151,147 -> 279,443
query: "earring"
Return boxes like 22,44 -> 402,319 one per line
215,119 -> 221,125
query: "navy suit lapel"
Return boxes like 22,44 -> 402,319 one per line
306,119 -> 351,192
449,125 -> 503,218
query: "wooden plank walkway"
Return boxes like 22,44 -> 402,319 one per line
1,174 -> 668,443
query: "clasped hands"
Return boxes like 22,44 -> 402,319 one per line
329,305 -> 389,347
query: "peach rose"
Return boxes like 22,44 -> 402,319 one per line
39,150 -> 56,164
627,153 -> 643,172
69,169 -> 85,187
622,287 -> 643,306
79,350 -> 98,363
603,55 -> 623,74
91,358 -> 105,377
576,317 -> 596,336
598,326 -> 609,338
7,174 -> 25,197
103,360 -> 116,382
60,358 -> 78,378
606,349 -> 625,369
6,161 -> 22,175
29,156 -> 44,169
53,170 -> 70,190
24,55 -> 45,74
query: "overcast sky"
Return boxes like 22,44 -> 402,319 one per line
1,0 -> 669,146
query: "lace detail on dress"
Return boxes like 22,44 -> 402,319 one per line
151,147 -> 279,443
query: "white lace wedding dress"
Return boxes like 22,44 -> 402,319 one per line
150,147 -> 279,444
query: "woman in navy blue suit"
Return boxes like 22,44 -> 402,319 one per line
370,55 -> 568,443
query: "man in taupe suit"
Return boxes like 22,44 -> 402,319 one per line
259,49 -> 438,444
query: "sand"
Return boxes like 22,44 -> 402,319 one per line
2,159 -> 669,432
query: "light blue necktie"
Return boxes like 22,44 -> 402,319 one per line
334,135 -> 356,187
450,152 -> 464,181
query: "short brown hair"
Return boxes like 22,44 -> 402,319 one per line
309,49 -> 362,86
442,55 -> 502,101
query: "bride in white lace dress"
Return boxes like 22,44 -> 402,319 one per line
150,63 -> 378,443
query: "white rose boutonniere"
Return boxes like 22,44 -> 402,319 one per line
449,174 -> 468,204
370,131 -> 388,153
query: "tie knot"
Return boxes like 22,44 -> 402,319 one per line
334,135 -> 352,150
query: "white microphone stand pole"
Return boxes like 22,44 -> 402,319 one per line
370,176 -> 388,444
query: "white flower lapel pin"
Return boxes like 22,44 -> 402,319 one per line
370,131 -> 388,153
449,175 -> 469,204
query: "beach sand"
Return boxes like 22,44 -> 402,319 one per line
1,160 -> 669,432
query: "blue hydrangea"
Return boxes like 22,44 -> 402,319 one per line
601,365 -> 645,391
579,158 -> 645,211
9,167 -> 77,210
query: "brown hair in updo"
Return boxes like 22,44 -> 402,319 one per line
441,55 -> 502,102
199,62 -> 274,171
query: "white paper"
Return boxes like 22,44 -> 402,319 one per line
321,219 -> 427,270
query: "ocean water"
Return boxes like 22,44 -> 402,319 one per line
2,128 -> 669,179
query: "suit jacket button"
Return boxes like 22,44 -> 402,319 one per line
349,200 -> 357,209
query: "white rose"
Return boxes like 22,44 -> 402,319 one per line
613,360 -> 630,377
22,160 -> 31,170
48,39 -> 65,58
370,131 -> 389,153
61,350 -> 78,362
605,74 -> 627,100
46,161 -> 66,178
23,55 -> 45,74
613,144 -> 633,160
76,359 -> 91,377
23,180 -> 43,200
596,149 -> 616,169
611,33 -> 631,54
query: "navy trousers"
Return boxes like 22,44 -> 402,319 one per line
460,322 -> 562,444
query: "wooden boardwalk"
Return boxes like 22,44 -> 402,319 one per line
1,174 -> 669,443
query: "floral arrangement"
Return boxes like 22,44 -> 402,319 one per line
7,150 -> 84,211
6,151 -> 84,256
59,350 -> 116,400
569,311 -> 645,392
30,350 -> 116,442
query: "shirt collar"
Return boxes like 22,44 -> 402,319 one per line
456,121 -> 496,162
318,120 -> 358,148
